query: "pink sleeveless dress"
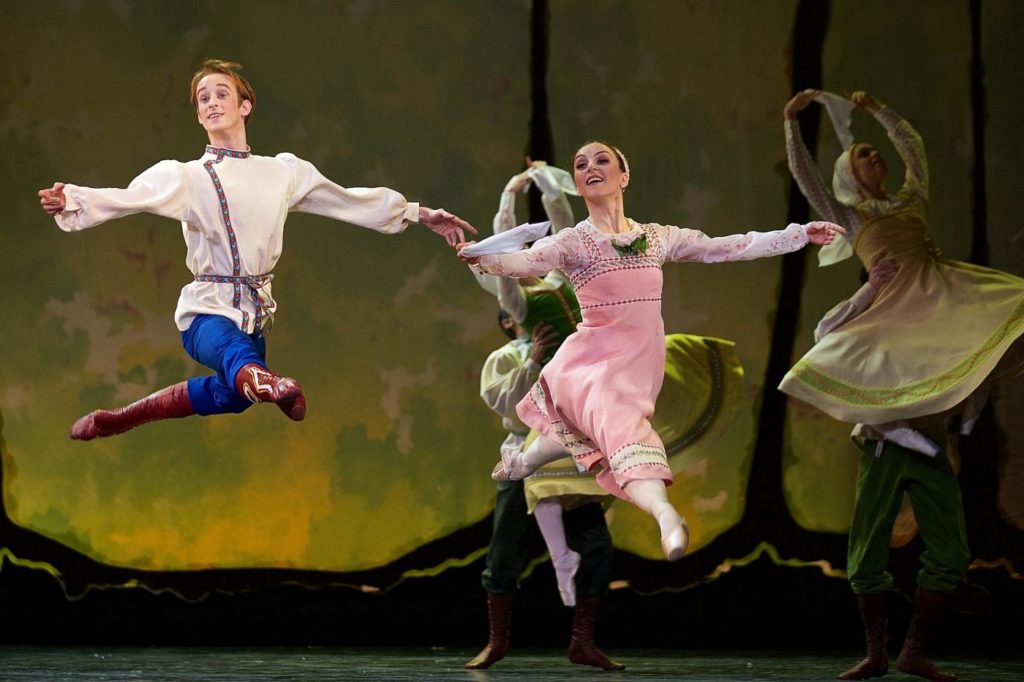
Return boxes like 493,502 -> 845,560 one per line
475,218 -> 809,501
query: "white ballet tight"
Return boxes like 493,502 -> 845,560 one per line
521,434 -> 571,471
624,478 -> 683,539
534,497 -> 570,560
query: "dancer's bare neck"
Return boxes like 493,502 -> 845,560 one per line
586,195 -> 630,234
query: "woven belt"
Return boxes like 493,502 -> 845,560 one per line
195,273 -> 275,335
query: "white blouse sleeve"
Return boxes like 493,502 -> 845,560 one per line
472,230 -> 578,279
54,160 -> 189,232
658,222 -> 809,263
480,344 -> 541,428
485,183 -> 529,321
529,166 -> 576,232
813,282 -> 878,342
281,153 -> 418,234
785,120 -> 858,226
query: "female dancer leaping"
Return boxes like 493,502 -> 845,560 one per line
459,140 -> 842,560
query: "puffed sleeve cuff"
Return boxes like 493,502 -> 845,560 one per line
54,186 -> 84,232
523,358 -> 542,373
405,202 -> 420,224
63,188 -> 81,212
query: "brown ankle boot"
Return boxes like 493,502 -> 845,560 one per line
896,588 -> 956,681
72,381 -> 195,441
233,363 -> 305,421
568,596 -> 625,670
465,592 -> 514,669
838,592 -> 889,679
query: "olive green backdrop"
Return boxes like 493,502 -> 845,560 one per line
1,0 -> 1021,585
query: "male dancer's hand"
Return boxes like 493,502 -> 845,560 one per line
419,206 -> 478,247
529,323 -> 559,365
867,256 -> 899,291
38,182 -> 67,215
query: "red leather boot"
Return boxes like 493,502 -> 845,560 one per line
838,592 -> 889,679
234,363 -> 306,421
464,593 -> 514,669
568,596 -> 625,670
896,588 -> 957,681
71,381 -> 194,440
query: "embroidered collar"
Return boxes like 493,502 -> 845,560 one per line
583,218 -> 641,238
581,219 -> 647,256
205,145 -> 251,159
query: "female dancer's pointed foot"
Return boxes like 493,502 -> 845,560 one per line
553,550 -> 581,607
661,518 -> 690,562
491,446 -> 536,481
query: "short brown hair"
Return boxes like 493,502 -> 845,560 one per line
189,59 -> 256,123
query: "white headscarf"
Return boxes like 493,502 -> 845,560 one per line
814,91 -> 864,207
812,91 -> 861,265
832,147 -> 863,207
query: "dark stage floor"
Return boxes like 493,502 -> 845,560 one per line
0,647 -> 1020,681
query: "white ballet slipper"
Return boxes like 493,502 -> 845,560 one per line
491,444 -> 536,481
661,518 -> 690,562
552,550 -> 581,607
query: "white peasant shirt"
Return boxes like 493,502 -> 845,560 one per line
53,146 -> 419,333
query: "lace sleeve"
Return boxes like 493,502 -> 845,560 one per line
873,106 -> 929,202
659,222 -> 808,263
473,229 -> 579,278
785,120 -> 861,229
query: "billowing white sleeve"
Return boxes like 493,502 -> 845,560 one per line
480,346 -> 541,429
529,166 -> 576,232
485,185 -> 530,321
813,282 -> 878,342
659,222 -> 809,263
54,160 -> 189,232
282,153 -> 418,234
493,187 -> 518,234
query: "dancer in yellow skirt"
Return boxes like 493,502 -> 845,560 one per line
779,90 -> 1024,429
779,90 -> 1024,681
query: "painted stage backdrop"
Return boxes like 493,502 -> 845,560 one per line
1,0 -> 1022,597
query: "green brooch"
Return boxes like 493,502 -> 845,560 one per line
612,233 -> 648,257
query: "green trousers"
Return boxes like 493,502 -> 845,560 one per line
847,440 -> 970,595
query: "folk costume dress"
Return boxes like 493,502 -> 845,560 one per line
778,107 -> 1024,425
52,145 -> 419,414
473,219 -> 810,502
474,166 -> 612,596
